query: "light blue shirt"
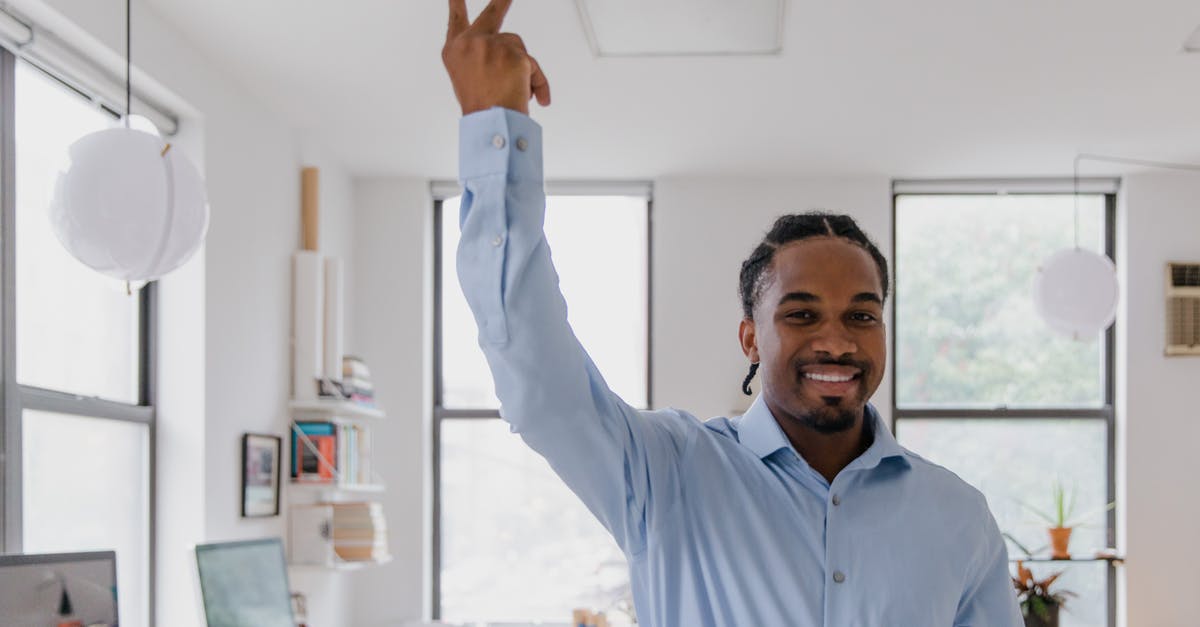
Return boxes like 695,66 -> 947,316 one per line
456,107 -> 1022,627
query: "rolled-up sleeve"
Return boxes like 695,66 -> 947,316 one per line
456,107 -> 693,556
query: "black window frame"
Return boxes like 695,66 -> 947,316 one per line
0,46 -> 158,623
430,189 -> 653,620
890,188 -> 1118,627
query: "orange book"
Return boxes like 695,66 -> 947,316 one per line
316,436 -> 337,480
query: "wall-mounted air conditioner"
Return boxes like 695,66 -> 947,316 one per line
1166,262 -> 1200,356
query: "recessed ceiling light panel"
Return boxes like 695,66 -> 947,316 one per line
576,0 -> 785,57
1185,24 -> 1200,52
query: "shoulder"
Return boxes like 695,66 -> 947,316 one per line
901,448 -> 993,516
631,407 -> 707,451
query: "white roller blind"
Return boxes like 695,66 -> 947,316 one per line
893,178 -> 1120,195
0,6 -> 178,135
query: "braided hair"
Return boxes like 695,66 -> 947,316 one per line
737,212 -> 889,395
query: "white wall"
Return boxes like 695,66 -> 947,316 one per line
11,0 -> 361,624
1119,172 -> 1200,627
349,178 -> 434,627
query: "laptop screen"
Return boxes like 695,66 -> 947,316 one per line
0,550 -> 119,627
195,538 -> 295,627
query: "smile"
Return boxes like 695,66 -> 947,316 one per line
803,372 -> 857,383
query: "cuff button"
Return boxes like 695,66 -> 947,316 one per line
492,134 -> 507,150
516,137 -> 529,152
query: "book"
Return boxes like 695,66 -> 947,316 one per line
291,422 -> 336,478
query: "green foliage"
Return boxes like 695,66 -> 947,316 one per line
1017,480 -> 1114,528
1012,561 -> 1076,618
895,195 -> 1106,408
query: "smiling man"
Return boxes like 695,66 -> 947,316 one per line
442,1 -> 1022,625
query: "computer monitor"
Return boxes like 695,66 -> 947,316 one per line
194,538 -> 295,627
0,550 -> 119,627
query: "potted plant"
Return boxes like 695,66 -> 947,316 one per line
1018,481 -> 1113,559
1012,560 -> 1075,627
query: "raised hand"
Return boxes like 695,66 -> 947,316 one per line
442,0 -> 551,116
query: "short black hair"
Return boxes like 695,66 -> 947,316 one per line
738,212 -> 890,319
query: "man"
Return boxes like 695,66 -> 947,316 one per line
441,2 -> 1023,625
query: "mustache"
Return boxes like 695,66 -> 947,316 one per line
793,356 -> 872,373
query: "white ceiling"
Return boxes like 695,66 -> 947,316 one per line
577,0 -> 783,56
144,0 -> 1200,180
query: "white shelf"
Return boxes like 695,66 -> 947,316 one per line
289,555 -> 393,571
289,481 -> 385,493
290,399 -> 384,420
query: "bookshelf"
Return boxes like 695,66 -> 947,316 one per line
287,398 -> 390,570
289,398 -> 384,420
290,555 -> 394,572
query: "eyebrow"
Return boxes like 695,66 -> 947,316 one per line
778,291 -> 883,306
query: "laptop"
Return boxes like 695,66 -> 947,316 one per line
195,538 -> 295,627
0,550 -> 119,627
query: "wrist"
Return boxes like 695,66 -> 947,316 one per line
461,99 -> 529,117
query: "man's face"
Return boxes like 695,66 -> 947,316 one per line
739,237 -> 887,433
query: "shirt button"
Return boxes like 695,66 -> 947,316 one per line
515,137 -> 529,152
492,134 -> 506,149
491,235 -> 504,247
832,494 -> 841,506
833,571 -> 846,583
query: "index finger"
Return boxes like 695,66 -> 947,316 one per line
447,0 -> 469,38
469,0 -> 513,34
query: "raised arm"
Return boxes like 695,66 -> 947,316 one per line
441,0 -> 693,557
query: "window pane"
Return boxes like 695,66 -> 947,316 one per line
895,194 -> 1106,409
23,410 -> 150,627
896,418 -> 1108,627
440,419 -> 631,622
440,195 -> 648,409
15,61 -> 140,403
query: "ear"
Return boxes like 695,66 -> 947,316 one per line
738,318 -> 759,363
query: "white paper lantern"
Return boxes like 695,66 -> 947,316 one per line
49,126 -> 209,281
1032,248 -> 1119,340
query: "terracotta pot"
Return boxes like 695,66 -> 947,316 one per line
1048,526 -> 1073,559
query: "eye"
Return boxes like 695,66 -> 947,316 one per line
784,310 -> 816,321
849,312 -> 878,323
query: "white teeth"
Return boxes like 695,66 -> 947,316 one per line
804,372 -> 855,383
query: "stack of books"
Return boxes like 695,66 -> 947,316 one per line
330,502 -> 389,562
289,502 -> 390,565
291,421 -> 373,486
341,356 -> 375,406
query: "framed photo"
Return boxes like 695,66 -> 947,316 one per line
241,433 -> 282,517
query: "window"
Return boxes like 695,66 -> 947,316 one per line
2,51 -> 156,627
433,190 -> 650,622
893,190 -> 1116,627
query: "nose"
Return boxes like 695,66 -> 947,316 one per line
810,323 -> 858,358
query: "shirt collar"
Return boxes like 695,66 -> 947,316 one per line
736,395 -> 910,470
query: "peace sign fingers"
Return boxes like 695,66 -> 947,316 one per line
447,0 -> 469,39
442,0 -> 548,116
469,0 -> 513,35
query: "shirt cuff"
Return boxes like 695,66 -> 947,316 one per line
458,107 -> 543,183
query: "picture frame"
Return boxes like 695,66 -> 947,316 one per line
241,433 -> 282,517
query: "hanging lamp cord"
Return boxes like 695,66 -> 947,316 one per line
125,0 -> 131,126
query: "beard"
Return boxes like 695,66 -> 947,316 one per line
788,354 -> 872,434
794,398 -> 860,434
